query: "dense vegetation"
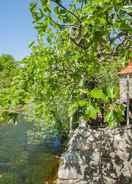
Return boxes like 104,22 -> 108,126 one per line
0,1 -> 132,134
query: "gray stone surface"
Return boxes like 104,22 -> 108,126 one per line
119,76 -> 132,102
57,124 -> 132,184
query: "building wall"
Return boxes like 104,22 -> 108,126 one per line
120,76 -> 127,103
120,76 -> 132,103
129,76 -> 132,98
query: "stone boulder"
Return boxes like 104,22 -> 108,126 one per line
57,123 -> 132,184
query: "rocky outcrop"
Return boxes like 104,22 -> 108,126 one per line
57,122 -> 132,184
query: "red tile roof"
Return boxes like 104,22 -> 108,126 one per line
119,62 -> 132,75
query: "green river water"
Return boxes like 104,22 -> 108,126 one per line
0,121 -> 60,184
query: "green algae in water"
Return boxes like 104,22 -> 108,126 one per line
0,152 -> 59,184
26,152 -> 59,184
0,122 -> 60,184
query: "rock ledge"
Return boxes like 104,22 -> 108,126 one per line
58,124 -> 132,184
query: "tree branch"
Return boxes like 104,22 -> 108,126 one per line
51,0 -> 81,24
50,16 -> 80,29
74,4 -> 80,18
69,37 -> 88,50
81,0 -> 84,11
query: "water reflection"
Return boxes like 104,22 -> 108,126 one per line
0,120 -> 60,184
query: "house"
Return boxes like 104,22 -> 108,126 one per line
119,62 -> 132,125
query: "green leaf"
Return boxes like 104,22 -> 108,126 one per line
68,103 -> 78,117
85,103 -> 100,119
106,87 -> 118,100
78,100 -> 88,107
91,88 -> 106,100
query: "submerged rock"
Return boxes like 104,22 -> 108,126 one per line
57,123 -> 132,184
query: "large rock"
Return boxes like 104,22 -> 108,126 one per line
57,123 -> 132,184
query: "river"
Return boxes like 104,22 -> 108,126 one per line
0,119 -> 61,184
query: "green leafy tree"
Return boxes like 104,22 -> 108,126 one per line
0,55 -> 16,88
0,1 -> 131,129
0,55 -> 19,122
28,0 -> 131,127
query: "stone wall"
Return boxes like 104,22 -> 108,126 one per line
57,123 -> 132,184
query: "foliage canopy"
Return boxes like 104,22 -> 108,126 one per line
0,0 -> 132,129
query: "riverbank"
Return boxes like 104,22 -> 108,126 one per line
58,123 -> 132,184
